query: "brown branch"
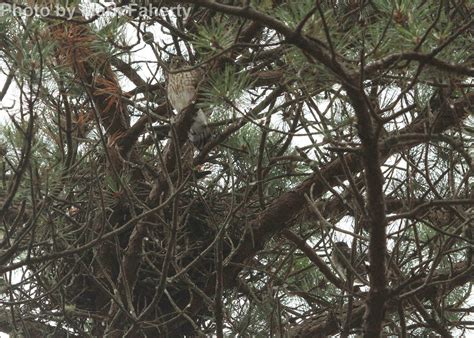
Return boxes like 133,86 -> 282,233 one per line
181,89 -> 473,331
365,52 -> 474,77
282,230 -> 345,290
111,56 -> 148,88
0,308 -> 77,338
178,4 -> 391,334
289,262 -> 473,337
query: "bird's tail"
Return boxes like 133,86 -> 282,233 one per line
188,109 -> 212,150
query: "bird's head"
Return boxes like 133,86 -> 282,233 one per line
169,56 -> 186,70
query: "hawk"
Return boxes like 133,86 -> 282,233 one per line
167,56 -> 211,149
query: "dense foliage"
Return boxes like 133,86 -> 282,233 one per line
0,0 -> 472,336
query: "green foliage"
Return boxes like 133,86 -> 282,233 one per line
94,15 -> 129,56
273,0 -> 316,29
0,0 -> 471,336
0,117 -> 66,201
200,64 -> 255,109
192,20 -> 237,55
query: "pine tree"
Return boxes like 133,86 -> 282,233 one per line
0,0 -> 472,336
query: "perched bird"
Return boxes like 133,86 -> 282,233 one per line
167,56 -> 211,149
331,241 -> 368,284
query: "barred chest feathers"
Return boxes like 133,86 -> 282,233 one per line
167,57 -> 211,149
